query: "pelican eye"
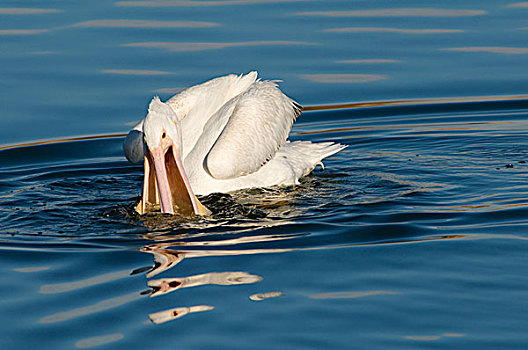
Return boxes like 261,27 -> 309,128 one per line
162,132 -> 166,139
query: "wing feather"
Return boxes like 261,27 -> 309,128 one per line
167,72 -> 258,158
204,81 -> 301,179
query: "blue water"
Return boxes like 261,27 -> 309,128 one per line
1,1 -> 528,349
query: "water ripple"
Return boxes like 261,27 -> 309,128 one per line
325,27 -> 464,34
1,96 -> 528,251
441,46 -> 528,54
70,19 -> 219,28
296,8 -> 487,17
123,40 -> 316,52
0,8 -> 62,14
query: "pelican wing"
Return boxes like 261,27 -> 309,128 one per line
167,72 -> 258,158
204,81 -> 301,179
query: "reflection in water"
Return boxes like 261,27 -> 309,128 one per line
34,233 -> 502,325
13,266 -> 50,273
123,40 -> 315,52
2,95 -> 525,150
141,246 -> 184,278
137,228 -> 295,324
140,243 -> 294,277
0,8 -> 62,14
30,51 -> 56,55
33,233 -> 471,328
101,69 -> 172,75
136,216 -> 299,242
405,333 -> 466,341
116,0 -> 308,7
138,244 -> 265,324
39,291 -> 143,324
70,19 -> 219,28
294,116 -> 527,139
300,74 -> 387,83
508,2 -> 528,8
0,29 -> 49,35
136,235 -> 465,325
441,47 -> 528,54
301,94 -> 528,111
144,232 -> 304,248
296,8 -> 486,17
336,59 -> 399,64
136,227 -> 304,324
309,290 -> 397,299
75,333 -> 124,349
430,201 -> 528,213
148,271 -> 262,297
40,269 -> 131,294
325,27 -> 463,34
405,335 -> 441,341
149,305 -> 214,324
0,133 -> 125,151
0,18 -> 219,38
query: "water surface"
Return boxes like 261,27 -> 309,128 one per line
1,0 -> 528,349
2,97 -> 528,349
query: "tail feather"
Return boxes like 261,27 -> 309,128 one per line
278,141 -> 347,179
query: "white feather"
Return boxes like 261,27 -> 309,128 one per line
186,140 -> 346,195
167,72 -> 258,159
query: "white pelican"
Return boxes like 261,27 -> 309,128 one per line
123,72 -> 346,216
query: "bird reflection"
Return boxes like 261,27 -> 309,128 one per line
149,305 -> 214,325
148,271 -> 262,297
137,230 -> 298,324
139,233 -> 297,280
140,245 -> 266,324
139,233 -> 297,277
137,225 -> 304,324
139,246 -> 184,278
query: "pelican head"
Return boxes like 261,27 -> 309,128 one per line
139,97 -> 208,216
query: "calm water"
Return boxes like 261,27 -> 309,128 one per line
1,1 -> 528,349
